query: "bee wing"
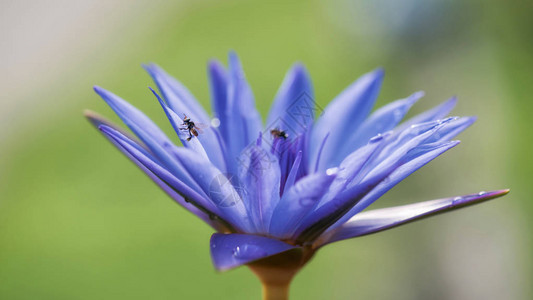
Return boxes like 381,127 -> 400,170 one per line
195,127 -> 204,134
194,123 -> 210,129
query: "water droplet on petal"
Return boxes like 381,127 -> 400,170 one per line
478,191 -> 486,196
438,116 -> 458,125
232,245 -> 267,260
369,133 -> 383,143
211,117 -> 221,128
326,167 -> 339,176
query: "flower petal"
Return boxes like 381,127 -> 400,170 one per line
336,91 -> 423,162
295,138 -> 459,243
207,59 -> 231,143
363,117 -> 456,176
266,63 -> 314,136
94,86 -> 197,187
328,140 -> 461,233
318,189 -> 510,246
210,233 -> 297,271
84,110 -> 143,146
150,87 -> 209,158
293,166 -> 390,243
94,86 -> 171,148
395,96 -> 457,132
144,63 -> 210,123
424,116 -> 476,144
282,150 -> 302,194
238,146 -> 281,233
310,69 -> 384,171
150,87 -> 227,171
98,125 -> 229,231
173,147 -> 253,232
224,52 -> 263,174
269,172 -> 337,239
315,134 -> 387,209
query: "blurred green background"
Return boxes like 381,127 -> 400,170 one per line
1,0 -> 531,299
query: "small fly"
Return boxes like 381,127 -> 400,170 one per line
180,115 -> 208,141
270,128 -> 288,139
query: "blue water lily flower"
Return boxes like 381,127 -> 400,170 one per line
86,52 -> 508,299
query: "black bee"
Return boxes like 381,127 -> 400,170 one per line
270,128 -> 288,139
180,115 -> 208,141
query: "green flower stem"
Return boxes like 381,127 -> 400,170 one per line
248,246 -> 315,300
250,263 -> 295,300
261,282 -> 290,300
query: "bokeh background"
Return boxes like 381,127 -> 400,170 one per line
1,0 -> 531,299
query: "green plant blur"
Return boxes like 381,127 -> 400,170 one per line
1,0 -> 531,299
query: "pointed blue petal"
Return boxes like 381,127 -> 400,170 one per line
361,116 -> 471,181
210,233 -> 297,271
395,96 -> 457,132
364,117 -> 455,176
150,88 -> 227,171
318,189 -> 509,245
273,136 -> 307,191
144,64 -> 210,123
237,146 -> 281,233
173,147 -> 253,232
207,60 -> 231,142
266,64 -> 314,136
295,137 -> 459,243
225,52 -> 263,174
424,116 -> 476,144
94,86 -> 197,188
316,134 -> 387,209
328,140 -> 461,232
310,69 -> 384,171
94,86 -> 170,147
150,87 -> 208,158
228,51 -> 262,142
85,110 -> 155,163
336,91 -> 423,162
84,110 -> 143,146
269,172 -> 337,239
99,125 -> 228,230
282,150 -> 302,194
293,165 -> 391,242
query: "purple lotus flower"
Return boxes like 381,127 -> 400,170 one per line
86,52 -> 508,299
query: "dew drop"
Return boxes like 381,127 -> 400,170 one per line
326,167 -> 339,176
478,191 -> 486,196
369,133 -> 383,143
211,118 -> 221,128
232,245 -> 266,260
